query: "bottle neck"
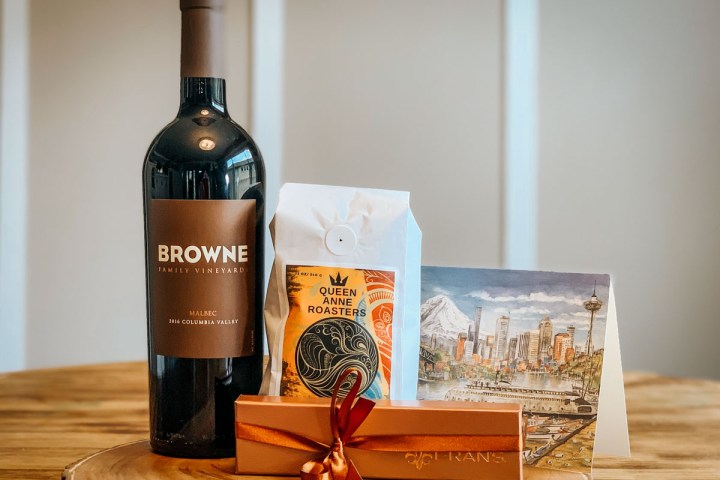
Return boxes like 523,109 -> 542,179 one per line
180,1 -> 224,78
180,77 -> 227,114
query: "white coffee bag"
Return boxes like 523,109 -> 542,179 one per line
261,183 -> 421,400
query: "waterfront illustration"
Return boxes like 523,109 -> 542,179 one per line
418,267 -> 610,474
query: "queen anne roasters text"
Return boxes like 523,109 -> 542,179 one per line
306,283 -> 366,317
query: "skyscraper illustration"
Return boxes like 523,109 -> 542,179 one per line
527,331 -> 540,364
517,331 -> 530,360
553,332 -> 570,362
508,336 -> 518,361
455,332 -> 467,362
472,307 -> 482,355
494,315 -> 510,363
538,317 -> 553,362
567,325 -> 576,349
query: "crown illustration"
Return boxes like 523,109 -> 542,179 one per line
329,272 -> 348,287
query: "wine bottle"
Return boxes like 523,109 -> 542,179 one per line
142,0 -> 264,458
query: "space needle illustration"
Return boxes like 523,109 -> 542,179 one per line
583,282 -> 603,355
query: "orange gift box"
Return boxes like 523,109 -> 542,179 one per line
234,394 -> 523,480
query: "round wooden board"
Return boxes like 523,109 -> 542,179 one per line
62,441 -> 243,479
62,440 -> 589,480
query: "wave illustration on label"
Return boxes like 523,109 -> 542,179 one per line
295,317 -> 378,397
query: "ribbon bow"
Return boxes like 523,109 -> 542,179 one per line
300,368 -> 375,480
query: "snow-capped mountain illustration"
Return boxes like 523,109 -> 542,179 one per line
420,294 -> 489,339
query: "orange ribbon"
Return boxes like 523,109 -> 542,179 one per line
235,369 -> 521,480
299,368 -> 374,480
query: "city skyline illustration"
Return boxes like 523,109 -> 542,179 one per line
419,267 -> 611,473
421,267 -> 610,351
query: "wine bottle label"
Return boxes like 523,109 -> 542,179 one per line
280,265 -> 396,398
148,199 -> 256,358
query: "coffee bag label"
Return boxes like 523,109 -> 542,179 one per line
280,265 -> 395,399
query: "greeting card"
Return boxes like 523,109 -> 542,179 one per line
417,266 -> 629,476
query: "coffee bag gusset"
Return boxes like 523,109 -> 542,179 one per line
261,183 -> 421,400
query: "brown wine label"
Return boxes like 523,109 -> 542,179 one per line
148,199 -> 256,358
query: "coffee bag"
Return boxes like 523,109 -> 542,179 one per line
261,183 -> 421,400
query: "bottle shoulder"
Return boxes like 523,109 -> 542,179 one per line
144,112 -> 263,169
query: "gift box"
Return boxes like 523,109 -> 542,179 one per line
235,371 -> 523,480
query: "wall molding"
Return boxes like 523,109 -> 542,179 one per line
250,0 -> 285,281
0,0 -> 29,372
503,0 -> 539,270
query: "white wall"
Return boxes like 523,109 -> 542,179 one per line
282,0 -> 504,268
23,0 -> 251,368
538,0 -> 720,379
2,1 -> 718,379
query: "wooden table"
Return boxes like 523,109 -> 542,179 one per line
0,362 -> 718,479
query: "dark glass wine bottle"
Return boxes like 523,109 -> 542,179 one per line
142,0 -> 264,458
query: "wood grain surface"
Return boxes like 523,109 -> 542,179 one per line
60,439 -> 587,480
0,362 -> 718,479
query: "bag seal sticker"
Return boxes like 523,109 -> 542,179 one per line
325,225 -> 358,256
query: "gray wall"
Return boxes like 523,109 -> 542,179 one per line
1,0 -> 718,378
538,0 -> 720,379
